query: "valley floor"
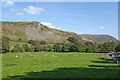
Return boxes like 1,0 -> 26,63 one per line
2,52 -> 120,78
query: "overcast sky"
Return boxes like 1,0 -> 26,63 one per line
2,2 -> 118,39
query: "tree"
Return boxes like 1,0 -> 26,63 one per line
12,44 -> 24,52
85,41 -> 94,53
67,37 -> 78,43
74,42 -> 87,52
85,41 -> 93,46
2,37 -> 10,53
34,44 -> 43,52
23,44 -> 29,52
86,45 -> 93,53
40,41 -> 46,45
99,42 -> 118,53
29,46 -> 35,52
116,43 -> 120,52
69,43 -> 77,52
92,42 -> 99,53
42,46 -> 49,51
18,38 -> 22,41
28,40 -> 35,45
62,43 -> 70,52
53,43 -> 63,52
47,46 -> 53,51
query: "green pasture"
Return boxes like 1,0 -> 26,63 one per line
9,41 -> 31,51
2,52 -> 120,78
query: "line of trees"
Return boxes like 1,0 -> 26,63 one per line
2,37 -> 120,53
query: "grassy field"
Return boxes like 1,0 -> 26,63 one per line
2,52 -> 120,78
9,41 -> 31,51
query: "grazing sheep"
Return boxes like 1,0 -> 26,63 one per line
45,54 -> 48,56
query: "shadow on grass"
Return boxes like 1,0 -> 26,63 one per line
4,64 -> 17,66
91,60 -> 115,64
5,67 -> 119,79
99,58 -> 105,60
90,58 -> 120,69
2,58 -> 120,79
88,64 -> 120,68
93,58 -> 117,64
99,58 -> 115,61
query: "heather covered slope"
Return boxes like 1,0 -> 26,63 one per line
2,21 -> 118,43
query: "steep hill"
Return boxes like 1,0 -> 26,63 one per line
1,21 -> 118,44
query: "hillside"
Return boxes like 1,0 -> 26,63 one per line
1,21 -> 118,43
79,34 -> 118,43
